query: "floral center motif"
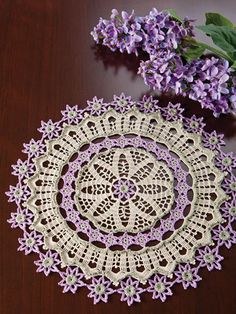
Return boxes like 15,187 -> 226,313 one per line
19,165 -> 28,173
66,275 -> 77,285
190,121 -> 199,129
75,148 -> 174,233
203,254 -> 215,264
182,271 -> 193,282
222,157 -> 232,166
155,282 -> 165,293
14,189 -> 23,198
144,102 -> 152,109
15,213 -> 25,223
119,100 -> 127,107
112,179 -> 136,200
42,257 -> 54,267
26,238 -> 35,247
95,284 -> 106,295
219,230 -> 230,241
92,103 -> 102,111
229,207 -> 236,216
68,110 -> 77,118
46,125 -> 55,133
124,285 -> 136,297
168,108 -> 177,116
209,136 -> 218,144
30,144 -> 38,152
230,182 -> 236,191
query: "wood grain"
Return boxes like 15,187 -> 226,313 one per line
0,1 -> 236,313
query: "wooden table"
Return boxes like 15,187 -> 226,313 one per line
0,1 -> 236,313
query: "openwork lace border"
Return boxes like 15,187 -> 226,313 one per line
6,94 -> 236,306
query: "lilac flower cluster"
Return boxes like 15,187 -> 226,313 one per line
139,54 -> 234,116
91,8 -> 193,56
91,9 -> 236,116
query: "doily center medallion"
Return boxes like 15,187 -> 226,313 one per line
76,148 -> 174,233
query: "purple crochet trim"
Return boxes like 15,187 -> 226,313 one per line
6,94 -> 236,306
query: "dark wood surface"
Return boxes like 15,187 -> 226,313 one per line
0,1 -> 236,313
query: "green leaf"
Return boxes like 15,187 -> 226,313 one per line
183,45 -> 205,62
196,24 -> 236,55
231,60 -> 236,69
228,50 -> 236,60
165,8 -> 182,23
205,12 -> 235,28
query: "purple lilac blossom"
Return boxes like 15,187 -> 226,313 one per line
92,9 -> 236,116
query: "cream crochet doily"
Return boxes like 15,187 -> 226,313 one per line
6,95 -> 236,305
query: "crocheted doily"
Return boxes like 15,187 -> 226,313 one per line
7,95 -> 236,305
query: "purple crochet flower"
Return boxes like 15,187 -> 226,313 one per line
88,277 -> 114,304
222,175 -> 236,195
221,199 -> 236,222
18,231 -> 43,255
86,96 -> 109,115
161,102 -> 184,121
11,159 -> 34,178
112,93 -> 135,113
215,152 -> 236,171
175,264 -> 202,289
34,251 -> 60,276
7,208 -> 33,229
112,179 -> 136,200
118,277 -> 144,306
58,267 -> 84,293
38,119 -> 61,140
184,115 -> 205,133
6,183 -> 30,204
22,138 -> 45,157
137,95 -> 159,113
61,105 -> 83,123
147,274 -> 173,301
212,224 -> 236,249
202,130 -> 225,151
196,246 -> 224,271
